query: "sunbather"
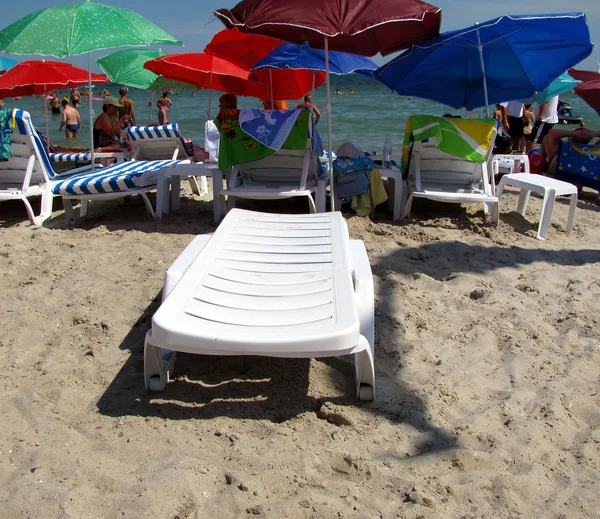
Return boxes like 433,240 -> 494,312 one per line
540,127 -> 600,172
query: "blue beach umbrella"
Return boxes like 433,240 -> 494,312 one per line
520,73 -> 580,105
253,42 -> 378,76
0,56 -> 18,72
374,13 -> 594,115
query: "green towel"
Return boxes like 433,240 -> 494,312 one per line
217,110 -> 309,170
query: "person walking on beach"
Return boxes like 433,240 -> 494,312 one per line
59,99 -> 81,139
501,100 -> 525,152
525,95 -> 559,152
118,86 -> 136,126
296,94 -> 321,125
70,87 -> 81,108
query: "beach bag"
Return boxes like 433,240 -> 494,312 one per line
333,142 -> 374,198
335,169 -> 370,198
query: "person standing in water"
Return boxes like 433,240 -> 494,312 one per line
59,99 -> 81,139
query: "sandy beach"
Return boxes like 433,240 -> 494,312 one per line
1,184 -> 600,519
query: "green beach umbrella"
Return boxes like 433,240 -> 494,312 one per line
97,49 -> 195,123
96,49 -> 193,91
0,1 -> 182,160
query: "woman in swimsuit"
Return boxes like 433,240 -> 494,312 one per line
93,96 -> 129,148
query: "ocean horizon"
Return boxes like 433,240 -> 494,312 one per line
5,73 -> 600,159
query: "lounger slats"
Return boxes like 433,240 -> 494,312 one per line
202,269 -> 331,291
223,241 -> 332,254
227,235 -> 332,246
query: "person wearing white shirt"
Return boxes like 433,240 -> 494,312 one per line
525,95 -> 559,151
500,101 -> 525,151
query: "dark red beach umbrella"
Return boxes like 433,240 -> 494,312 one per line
569,69 -> 600,116
213,0 -> 442,57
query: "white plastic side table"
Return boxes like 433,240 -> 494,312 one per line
496,173 -> 577,240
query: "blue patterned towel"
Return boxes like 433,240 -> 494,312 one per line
0,108 -> 16,161
239,108 -> 301,151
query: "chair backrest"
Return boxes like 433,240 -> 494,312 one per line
409,125 -> 497,193
236,139 -> 318,189
126,124 -> 190,161
554,140 -> 600,191
0,109 -> 59,189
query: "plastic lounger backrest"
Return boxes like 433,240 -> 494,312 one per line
554,140 -> 600,192
236,141 -> 317,188
410,126 -> 497,193
126,124 -> 190,161
0,110 -> 60,188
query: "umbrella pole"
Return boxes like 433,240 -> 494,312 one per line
325,37 -> 335,210
207,72 -> 213,119
476,27 -> 490,118
269,69 -> 274,108
88,53 -> 95,165
149,91 -> 155,125
43,86 -> 50,154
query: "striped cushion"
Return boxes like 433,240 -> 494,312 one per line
49,152 -> 92,163
51,159 -> 185,196
126,124 -> 181,142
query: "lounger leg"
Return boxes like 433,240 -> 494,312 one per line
349,240 -> 375,401
537,189 -> 556,240
566,193 -> 577,234
79,200 -> 89,218
199,175 -> 208,196
31,188 -> 54,226
307,195 -> 316,213
188,175 -> 201,195
144,330 -> 176,391
403,194 -> 414,219
315,180 -> 326,213
170,175 -> 182,213
490,201 -> 499,225
63,198 -> 77,225
516,188 -> 531,216
140,193 -> 156,218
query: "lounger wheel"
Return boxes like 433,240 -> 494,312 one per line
358,384 -> 374,401
147,375 -> 164,392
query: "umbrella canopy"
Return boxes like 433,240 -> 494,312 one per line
569,69 -> 600,116
520,73 -> 580,105
0,2 -> 182,57
374,13 -> 594,112
205,28 -> 283,69
97,49 -> 193,92
254,42 -> 378,75
0,56 -> 18,72
214,0 -> 442,56
252,68 -> 326,102
143,53 -> 267,98
0,59 -> 108,98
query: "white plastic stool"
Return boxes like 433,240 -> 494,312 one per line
496,173 -> 577,240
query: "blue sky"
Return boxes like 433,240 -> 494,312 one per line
1,0 -> 598,71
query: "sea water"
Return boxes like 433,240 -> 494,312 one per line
7,73 -> 600,159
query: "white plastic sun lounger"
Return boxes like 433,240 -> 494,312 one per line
144,208 -> 376,401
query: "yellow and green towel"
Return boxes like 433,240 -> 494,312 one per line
401,115 -> 497,173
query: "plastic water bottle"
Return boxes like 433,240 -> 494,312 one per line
383,137 -> 392,169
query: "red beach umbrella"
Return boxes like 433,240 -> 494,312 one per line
0,59 -> 108,98
143,52 -> 267,100
214,0 -> 442,205
204,28 -> 283,70
569,69 -> 600,116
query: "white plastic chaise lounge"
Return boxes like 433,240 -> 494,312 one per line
0,109 -> 101,225
219,110 -> 328,214
402,116 -> 500,222
125,123 -> 208,196
144,208 -> 376,401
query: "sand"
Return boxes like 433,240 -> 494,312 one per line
1,183 -> 600,519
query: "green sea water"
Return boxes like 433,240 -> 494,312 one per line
6,73 -> 600,158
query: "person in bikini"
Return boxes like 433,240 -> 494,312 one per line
118,86 -> 136,126
59,99 -> 81,139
